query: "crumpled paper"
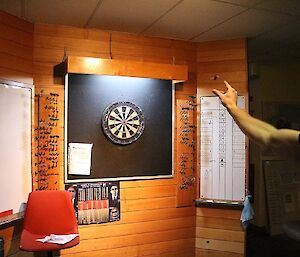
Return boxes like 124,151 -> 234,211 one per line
36,234 -> 79,244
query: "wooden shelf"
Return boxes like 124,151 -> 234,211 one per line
56,56 -> 188,82
0,212 -> 24,227
195,199 -> 243,210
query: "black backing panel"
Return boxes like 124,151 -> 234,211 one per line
66,74 -> 173,181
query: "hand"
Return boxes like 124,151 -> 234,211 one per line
212,81 -> 238,109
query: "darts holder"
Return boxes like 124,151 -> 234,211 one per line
176,97 -> 196,207
33,91 -> 60,191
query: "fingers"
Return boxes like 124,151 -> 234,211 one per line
213,80 -> 237,98
212,89 -> 222,97
224,80 -> 237,93
224,80 -> 231,90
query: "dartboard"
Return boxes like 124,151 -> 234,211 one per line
102,101 -> 145,145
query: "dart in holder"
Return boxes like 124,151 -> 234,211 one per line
210,74 -> 220,81
34,91 -> 61,191
176,96 -> 196,207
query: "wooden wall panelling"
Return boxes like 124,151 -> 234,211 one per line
121,185 -> 176,200
61,239 -> 195,257
78,216 -> 195,240
0,67 -> 32,86
0,53 -> 32,73
120,206 -> 195,223
64,206 -> 196,256
0,22 -> 33,45
0,11 -> 32,34
110,32 -> 197,64
195,208 -> 245,257
34,23 -> 110,40
0,39 -> 32,60
34,35 -> 110,54
196,249 -> 244,257
197,39 -> 248,96
63,227 -> 195,255
0,11 -> 33,84
196,39 -> 247,63
196,38 -> 248,257
31,23 -> 197,257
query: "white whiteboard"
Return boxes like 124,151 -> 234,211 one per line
200,96 -> 246,202
0,81 -> 32,214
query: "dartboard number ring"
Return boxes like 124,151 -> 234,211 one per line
102,101 -> 145,145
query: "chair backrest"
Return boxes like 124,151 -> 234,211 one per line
23,190 -> 78,235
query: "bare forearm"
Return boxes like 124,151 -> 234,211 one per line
228,105 -> 299,148
269,129 -> 300,147
227,105 -> 276,147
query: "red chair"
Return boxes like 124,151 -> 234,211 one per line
20,190 -> 79,256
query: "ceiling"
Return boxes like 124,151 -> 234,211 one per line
1,0 -> 300,62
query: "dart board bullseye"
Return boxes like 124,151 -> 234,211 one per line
102,101 -> 145,145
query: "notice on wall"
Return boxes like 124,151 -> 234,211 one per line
66,182 -> 120,225
68,143 -> 93,175
200,96 -> 246,202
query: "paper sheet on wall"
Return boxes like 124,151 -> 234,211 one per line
68,143 -> 93,175
200,96 -> 246,202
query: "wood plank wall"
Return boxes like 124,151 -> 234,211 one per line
195,39 -> 248,257
0,10 -> 249,257
0,11 -> 33,84
34,23 -> 197,257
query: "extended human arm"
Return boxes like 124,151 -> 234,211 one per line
212,81 -> 300,150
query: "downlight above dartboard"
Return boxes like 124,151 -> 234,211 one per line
102,101 -> 145,145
